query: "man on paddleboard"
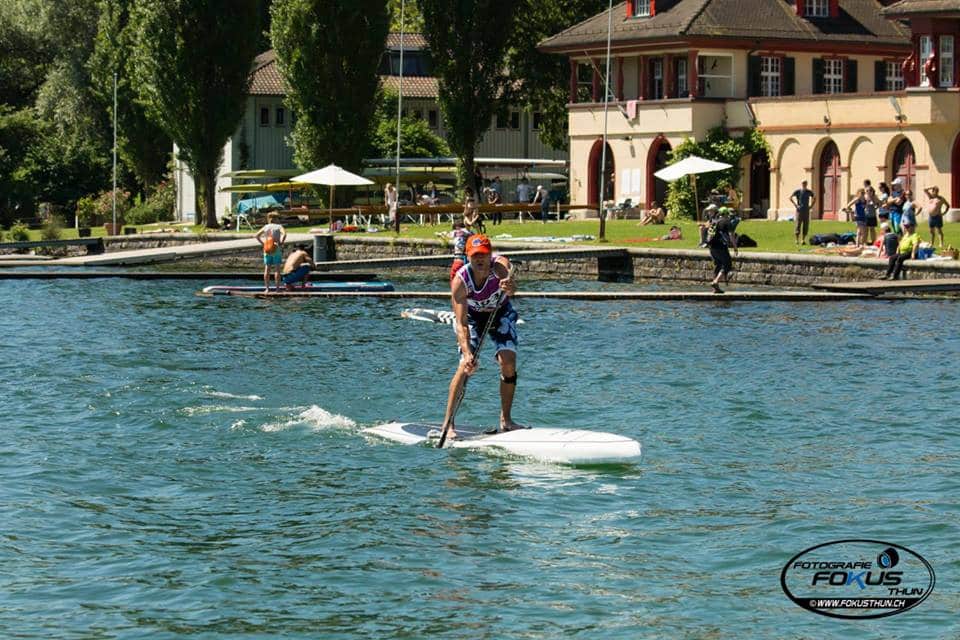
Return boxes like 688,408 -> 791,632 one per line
440,235 -> 521,440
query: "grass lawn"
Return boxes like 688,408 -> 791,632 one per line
12,217 -> 960,255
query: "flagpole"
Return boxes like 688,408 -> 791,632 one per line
394,0 -> 405,234
598,0 -> 613,241
112,70 -> 118,233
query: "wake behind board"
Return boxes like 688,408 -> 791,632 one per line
203,281 -> 394,295
363,421 -> 640,464
401,308 -> 524,324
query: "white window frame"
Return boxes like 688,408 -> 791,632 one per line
824,58 -> 844,94
676,58 -> 688,97
632,0 -> 651,17
697,54 -> 734,98
577,62 -> 594,102
919,36 -> 933,87
805,0 -> 828,17
940,35 -> 954,87
760,56 -> 781,97
650,58 -> 664,100
885,61 -> 904,91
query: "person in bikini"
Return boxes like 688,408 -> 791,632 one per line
440,235 -> 521,440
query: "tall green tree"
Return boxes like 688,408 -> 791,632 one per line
0,106 -> 40,225
506,0 -> 608,151
369,89 -> 449,159
90,0 -> 171,191
0,1 -> 54,109
387,0 -> 423,33
419,0 -> 517,193
271,0 -> 389,193
11,0 -> 114,216
131,0 -> 260,227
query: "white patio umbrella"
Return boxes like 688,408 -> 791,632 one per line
654,155 -> 732,220
292,164 -> 374,221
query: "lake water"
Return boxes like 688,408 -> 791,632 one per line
1,276 -> 958,638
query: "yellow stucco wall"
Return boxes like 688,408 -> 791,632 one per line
568,90 -> 960,218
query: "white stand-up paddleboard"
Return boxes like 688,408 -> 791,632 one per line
362,422 -> 641,464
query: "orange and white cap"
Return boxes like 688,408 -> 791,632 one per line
466,234 -> 492,257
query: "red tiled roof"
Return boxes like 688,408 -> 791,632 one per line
539,0 -> 911,52
381,75 -> 438,98
881,0 -> 960,15
249,50 -> 285,96
248,50 -> 437,98
386,32 -> 428,49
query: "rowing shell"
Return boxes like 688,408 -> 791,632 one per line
202,281 -> 395,295
362,421 -> 641,464
401,308 -> 525,324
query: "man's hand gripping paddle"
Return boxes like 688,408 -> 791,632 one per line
437,265 -> 513,449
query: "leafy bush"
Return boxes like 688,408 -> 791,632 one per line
665,127 -> 769,221
8,221 -> 30,242
93,189 -> 132,225
40,215 -> 64,241
76,196 -> 98,227
125,181 -> 175,225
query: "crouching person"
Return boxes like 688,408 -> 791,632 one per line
282,244 -> 315,289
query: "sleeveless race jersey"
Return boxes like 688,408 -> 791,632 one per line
455,258 -> 508,315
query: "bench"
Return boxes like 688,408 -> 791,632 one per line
0,238 -> 105,255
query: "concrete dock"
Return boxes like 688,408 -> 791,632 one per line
196,289 -> 874,302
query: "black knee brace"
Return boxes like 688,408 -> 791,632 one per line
500,372 -> 518,385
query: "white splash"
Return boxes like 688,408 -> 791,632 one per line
204,390 -> 264,401
259,405 -> 356,433
181,405 -> 260,416
229,419 -> 247,430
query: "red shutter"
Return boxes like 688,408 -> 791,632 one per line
569,60 -> 577,103
626,0 -> 633,18
829,0 -> 839,17
650,0 -> 656,16
795,0 -> 804,16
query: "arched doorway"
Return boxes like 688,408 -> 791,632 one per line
749,149 -> 770,217
892,139 -> 916,194
646,136 -> 672,208
819,141 -> 841,219
587,139 -> 615,206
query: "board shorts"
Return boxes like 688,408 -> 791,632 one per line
929,215 -> 944,229
458,302 -> 519,359
450,257 -> 465,281
263,248 -> 283,266
282,264 -> 310,285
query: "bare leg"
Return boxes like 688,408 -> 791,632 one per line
263,264 -> 270,292
440,361 -> 471,440
496,350 -> 521,430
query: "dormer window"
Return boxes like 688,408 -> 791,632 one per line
805,0 -> 828,17
630,0 -> 652,18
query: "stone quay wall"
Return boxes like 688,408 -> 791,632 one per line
119,234 -> 960,286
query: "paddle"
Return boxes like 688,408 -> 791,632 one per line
437,264 -> 513,449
